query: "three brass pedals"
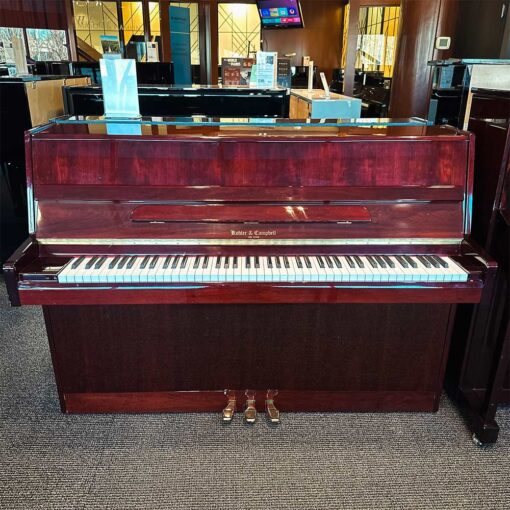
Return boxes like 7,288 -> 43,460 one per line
222,390 -> 280,424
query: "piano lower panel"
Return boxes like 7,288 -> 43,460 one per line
63,390 -> 437,413
21,283 -> 483,306
44,303 -> 455,413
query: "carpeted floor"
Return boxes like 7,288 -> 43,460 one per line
1,282 -> 509,510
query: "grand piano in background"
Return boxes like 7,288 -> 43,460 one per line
4,118 -> 496,422
63,85 -> 290,118
447,89 -> 510,444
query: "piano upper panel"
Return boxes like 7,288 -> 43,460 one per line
30,124 -> 469,188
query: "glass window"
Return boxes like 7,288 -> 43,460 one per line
170,2 -> 200,66
26,29 -> 69,61
122,1 -> 144,45
149,2 -> 161,37
73,0 -> 120,56
356,6 -> 400,78
218,3 -> 260,64
0,27 -> 24,64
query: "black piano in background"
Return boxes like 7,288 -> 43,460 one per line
0,75 -> 90,264
329,69 -> 391,118
447,89 -> 510,444
62,85 -> 290,118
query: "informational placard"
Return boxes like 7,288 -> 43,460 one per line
170,6 -> 192,85
100,58 -> 140,118
100,35 -> 121,59
147,42 -> 159,62
256,51 -> 277,88
277,58 -> 292,88
222,58 -> 255,86
12,36 -> 28,76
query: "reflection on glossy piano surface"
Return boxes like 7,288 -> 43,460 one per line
3,119 -> 496,421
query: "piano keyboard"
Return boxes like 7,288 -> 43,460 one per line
58,255 -> 468,284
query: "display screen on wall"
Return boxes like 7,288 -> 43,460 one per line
256,0 -> 304,29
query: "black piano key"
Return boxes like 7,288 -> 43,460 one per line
255,256 -> 260,269
85,256 -> 99,269
296,257 -> 303,269
345,256 -> 355,269
245,256 -> 251,269
139,255 -> 150,269
284,256 -> 290,269
324,256 -> 334,269
71,256 -> 85,270
149,256 -> 159,269
382,255 -> 395,268
193,257 -> 201,269
316,256 -> 325,269
417,255 -> 432,268
94,256 -> 107,270
126,257 -> 136,270
426,255 -> 441,268
367,256 -> 378,268
268,256 -> 273,269
333,256 -> 342,268
224,257 -> 230,269
202,256 -> 210,269
275,256 -> 282,269
163,256 -> 173,270
404,256 -> 418,268
233,257 -> 238,269
375,255 -> 387,268
109,255 -> 122,269
304,257 -> 312,269
433,255 -> 449,268
180,256 -> 188,269
117,256 -> 130,270
353,256 -> 364,268
171,256 -> 181,269
396,255 -> 409,268
216,256 -> 223,269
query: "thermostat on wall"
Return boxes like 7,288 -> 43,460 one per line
435,37 -> 451,50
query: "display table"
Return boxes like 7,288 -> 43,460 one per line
290,89 -> 362,119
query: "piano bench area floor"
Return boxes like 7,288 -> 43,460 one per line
1,278 -> 509,510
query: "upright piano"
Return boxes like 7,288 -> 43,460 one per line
3,118 -> 496,422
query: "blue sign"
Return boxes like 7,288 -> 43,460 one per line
170,6 -> 192,86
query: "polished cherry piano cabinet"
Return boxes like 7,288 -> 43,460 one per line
3,119 -> 496,421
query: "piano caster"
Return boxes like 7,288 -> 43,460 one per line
244,390 -> 257,424
265,390 -> 280,424
222,390 -> 236,423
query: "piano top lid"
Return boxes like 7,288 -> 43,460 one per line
32,116 -> 468,141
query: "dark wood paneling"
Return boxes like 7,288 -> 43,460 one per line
31,137 -> 469,187
0,0 -> 67,29
453,0 -> 509,59
44,303 -> 453,414
64,390 -> 437,413
262,0 -> 344,82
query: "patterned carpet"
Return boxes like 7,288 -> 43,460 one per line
1,282 -> 509,510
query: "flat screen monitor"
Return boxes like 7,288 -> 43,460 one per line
256,1 -> 304,29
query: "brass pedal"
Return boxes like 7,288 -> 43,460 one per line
244,390 -> 257,423
222,390 -> 236,423
265,390 -> 280,424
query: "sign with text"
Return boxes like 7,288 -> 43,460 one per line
170,6 -> 192,86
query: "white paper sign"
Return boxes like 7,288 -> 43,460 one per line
256,51 -> 277,88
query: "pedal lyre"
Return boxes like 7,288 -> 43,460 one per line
244,390 -> 257,423
265,390 -> 280,424
222,390 -> 236,423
